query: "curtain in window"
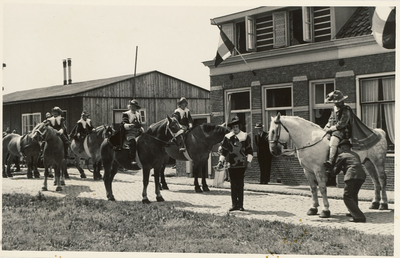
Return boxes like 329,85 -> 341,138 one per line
361,79 -> 379,128
361,79 -> 379,102
382,77 -> 395,143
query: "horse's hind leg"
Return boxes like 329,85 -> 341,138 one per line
201,160 -> 210,192
160,160 -> 169,190
103,160 -> 118,201
55,165 -> 62,191
364,159 -> 388,210
42,165 -> 49,191
26,156 -> 33,179
304,169 -> 320,216
315,168 -> 330,218
192,162 -> 202,193
142,166 -> 151,204
74,156 -> 86,179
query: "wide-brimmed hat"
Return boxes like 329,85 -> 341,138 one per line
338,139 -> 352,147
51,106 -> 63,115
81,110 -> 90,117
254,122 -> 263,128
178,97 -> 188,105
325,90 -> 348,103
228,116 -> 241,127
128,99 -> 141,109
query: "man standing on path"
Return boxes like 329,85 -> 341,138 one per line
254,122 -> 272,184
332,139 -> 366,223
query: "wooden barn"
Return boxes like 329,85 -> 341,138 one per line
2,70 -> 210,135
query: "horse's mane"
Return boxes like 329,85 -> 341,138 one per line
281,116 -> 323,131
146,118 -> 167,134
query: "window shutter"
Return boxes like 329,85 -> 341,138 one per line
302,7 -> 313,42
273,11 -> 287,48
246,16 -> 256,51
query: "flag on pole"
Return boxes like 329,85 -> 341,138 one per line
370,7 -> 396,49
214,29 -> 235,67
224,94 -> 232,128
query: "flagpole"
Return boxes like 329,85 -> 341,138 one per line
212,19 -> 256,76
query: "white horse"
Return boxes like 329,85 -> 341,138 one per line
268,113 -> 388,218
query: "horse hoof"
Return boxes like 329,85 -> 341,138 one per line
48,174 -> 54,178
27,174 -> 33,179
162,184 -> 169,190
64,175 -> 70,179
61,182 -> 66,186
56,186 -> 62,192
42,187 -> 48,191
307,208 -> 318,216
34,174 -> 40,178
369,202 -> 380,209
142,199 -> 151,204
202,185 -> 210,192
156,196 -> 165,202
81,174 -> 87,179
319,210 -> 331,218
195,186 -> 203,193
7,174 -> 13,178
379,203 -> 389,210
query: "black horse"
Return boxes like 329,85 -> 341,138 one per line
101,115 -> 183,202
163,123 -> 229,192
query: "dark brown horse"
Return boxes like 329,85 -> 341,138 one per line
32,122 -> 67,191
2,132 -> 41,179
163,123 -> 229,192
101,115 -> 183,202
70,125 -> 114,180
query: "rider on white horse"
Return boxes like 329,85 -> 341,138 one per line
323,90 -> 352,171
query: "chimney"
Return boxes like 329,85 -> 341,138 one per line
62,59 -> 67,85
67,58 -> 72,84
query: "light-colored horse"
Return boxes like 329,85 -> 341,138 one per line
268,113 -> 388,218
32,122 -> 67,191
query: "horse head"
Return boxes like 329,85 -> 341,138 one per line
103,125 -> 115,139
268,113 -> 290,156
166,115 -> 183,134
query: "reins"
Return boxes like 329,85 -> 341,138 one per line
272,120 -> 328,155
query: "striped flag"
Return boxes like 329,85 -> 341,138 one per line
371,7 -> 396,49
214,29 -> 235,67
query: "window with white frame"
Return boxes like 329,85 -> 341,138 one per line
360,75 -> 395,153
225,89 -> 252,134
311,80 -> 335,128
263,85 -> 293,149
113,109 -> 147,130
22,113 -> 41,134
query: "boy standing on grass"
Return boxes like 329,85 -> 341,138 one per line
332,139 -> 366,223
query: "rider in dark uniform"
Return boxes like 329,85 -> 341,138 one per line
172,97 -> 193,152
70,110 -> 94,140
47,106 -> 70,158
323,90 -> 352,171
121,99 -> 143,165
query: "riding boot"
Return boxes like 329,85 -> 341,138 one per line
128,139 -> 137,165
179,134 -> 186,153
324,136 -> 339,172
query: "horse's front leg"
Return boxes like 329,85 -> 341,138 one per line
6,154 -> 14,178
142,166 -> 151,204
316,168 -> 330,218
55,165 -> 62,192
192,162 -> 202,193
304,169 -> 320,216
102,158 -> 115,201
154,166 -> 165,202
26,156 -> 33,179
201,160 -> 210,192
160,158 -> 169,190
42,165 -> 49,191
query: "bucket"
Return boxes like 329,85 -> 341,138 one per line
213,166 -> 226,188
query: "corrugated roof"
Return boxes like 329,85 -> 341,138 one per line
335,7 -> 372,39
3,70 -> 208,104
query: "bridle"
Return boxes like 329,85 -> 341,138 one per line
270,119 -> 327,154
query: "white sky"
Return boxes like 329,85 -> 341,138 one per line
1,0 -> 258,95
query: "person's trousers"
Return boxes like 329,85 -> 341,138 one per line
258,150 -> 272,183
228,168 -> 246,208
343,179 -> 366,220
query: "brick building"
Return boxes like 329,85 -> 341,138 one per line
203,7 -> 395,190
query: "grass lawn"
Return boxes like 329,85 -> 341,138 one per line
2,193 -> 394,255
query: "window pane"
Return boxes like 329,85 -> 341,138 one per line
382,77 -> 395,101
315,84 -> 325,104
361,79 -> 379,102
231,92 -> 250,110
326,83 -> 334,95
266,88 -> 292,108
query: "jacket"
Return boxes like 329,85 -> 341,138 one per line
332,150 -> 366,181
220,131 -> 253,169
